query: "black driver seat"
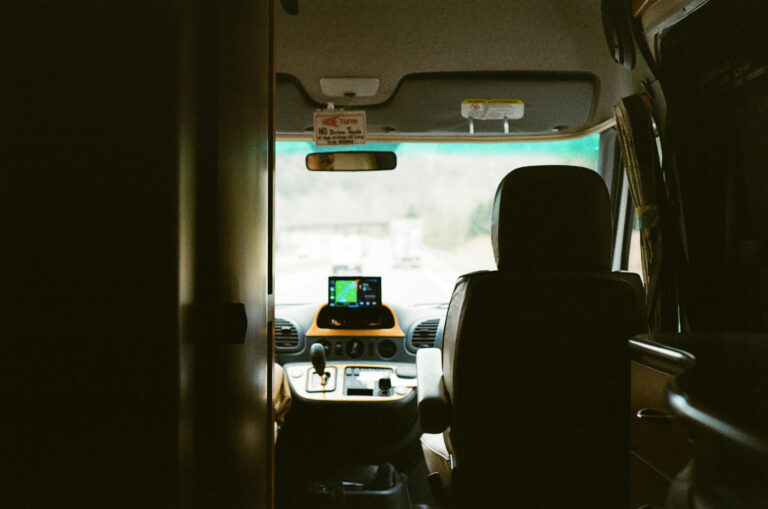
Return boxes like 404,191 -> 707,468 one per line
418,165 -> 646,507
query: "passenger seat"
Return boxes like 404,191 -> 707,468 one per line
417,165 -> 646,507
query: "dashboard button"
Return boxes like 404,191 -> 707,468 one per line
395,387 -> 408,395
346,340 -> 363,358
378,376 -> 392,392
288,367 -> 303,378
377,339 -> 396,359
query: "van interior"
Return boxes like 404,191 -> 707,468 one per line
4,0 -> 767,507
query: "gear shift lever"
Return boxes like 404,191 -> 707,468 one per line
310,343 -> 327,383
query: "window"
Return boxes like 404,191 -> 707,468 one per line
275,136 -> 601,305
628,215 -> 643,276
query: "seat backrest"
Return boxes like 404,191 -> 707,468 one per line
442,166 -> 646,507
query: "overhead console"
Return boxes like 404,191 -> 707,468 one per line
276,72 -> 598,136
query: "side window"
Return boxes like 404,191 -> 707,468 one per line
627,203 -> 643,276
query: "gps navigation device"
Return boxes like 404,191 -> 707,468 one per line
328,277 -> 381,308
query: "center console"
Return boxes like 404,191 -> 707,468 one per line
284,276 -> 416,402
307,463 -> 411,509
285,362 -> 416,401
275,276 -> 434,508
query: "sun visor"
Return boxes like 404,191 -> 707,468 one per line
277,72 -> 596,137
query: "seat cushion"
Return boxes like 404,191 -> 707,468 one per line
420,433 -> 452,487
442,270 -> 646,506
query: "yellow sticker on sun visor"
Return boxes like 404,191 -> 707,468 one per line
461,99 -> 524,120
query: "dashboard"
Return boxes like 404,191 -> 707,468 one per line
275,277 -> 446,404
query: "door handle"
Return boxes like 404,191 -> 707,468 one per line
636,407 -> 675,421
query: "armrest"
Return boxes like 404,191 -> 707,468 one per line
416,348 -> 451,433
273,363 -> 293,427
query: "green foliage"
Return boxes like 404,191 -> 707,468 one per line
421,205 -> 468,250
275,136 -> 601,240
467,199 -> 492,238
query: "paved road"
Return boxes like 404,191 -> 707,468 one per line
275,236 -> 461,305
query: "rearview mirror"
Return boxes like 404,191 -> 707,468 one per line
306,151 -> 396,171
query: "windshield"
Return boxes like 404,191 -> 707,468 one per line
276,136 -> 600,305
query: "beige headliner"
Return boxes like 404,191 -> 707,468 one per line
276,0 -> 651,139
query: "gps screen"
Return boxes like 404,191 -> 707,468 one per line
329,277 -> 381,308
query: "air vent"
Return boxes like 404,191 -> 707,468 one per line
274,318 -> 302,352
409,318 -> 440,351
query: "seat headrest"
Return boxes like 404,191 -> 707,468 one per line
491,165 -> 612,271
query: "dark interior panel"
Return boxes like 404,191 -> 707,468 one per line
179,0 -> 274,506
3,1 -> 274,506
3,4 -> 182,505
659,0 -> 768,331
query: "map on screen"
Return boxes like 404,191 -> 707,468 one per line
334,279 -> 358,306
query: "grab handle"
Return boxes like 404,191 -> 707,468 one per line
636,407 -> 675,422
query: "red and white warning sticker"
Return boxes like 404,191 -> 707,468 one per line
313,110 -> 367,146
461,99 -> 524,120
